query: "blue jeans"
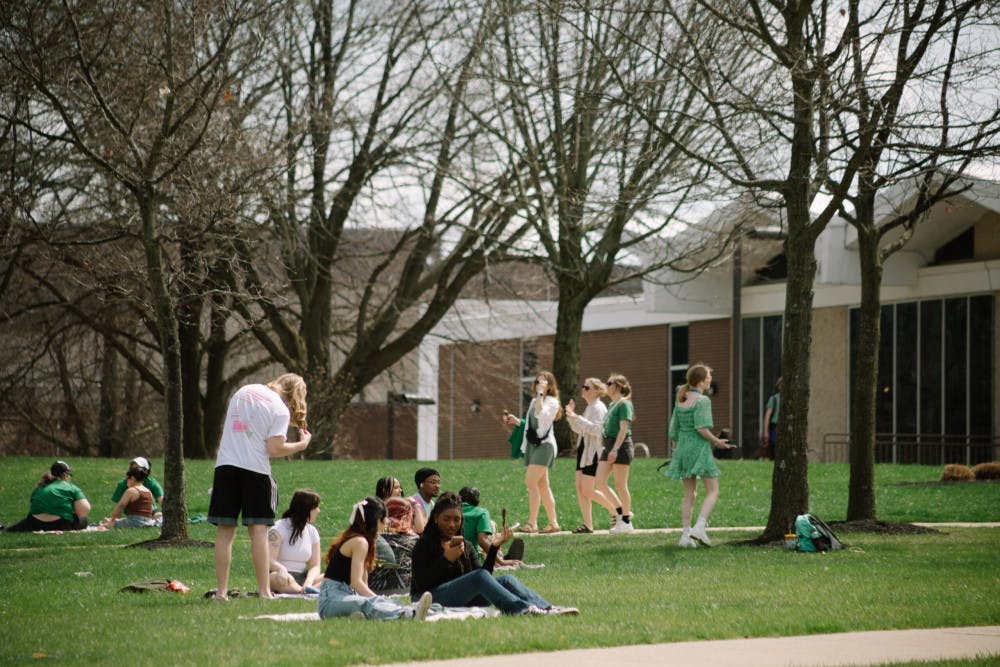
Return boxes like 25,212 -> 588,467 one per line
423,569 -> 550,615
317,580 -> 411,620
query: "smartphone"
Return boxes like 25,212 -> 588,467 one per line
501,508 -> 507,528
450,536 -> 464,546
509,522 -> 520,530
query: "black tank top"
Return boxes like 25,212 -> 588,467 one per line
324,545 -> 353,583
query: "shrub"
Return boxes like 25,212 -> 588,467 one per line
971,462 -> 1000,481
940,464 -> 974,481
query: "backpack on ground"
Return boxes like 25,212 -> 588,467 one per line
794,513 -> 843,552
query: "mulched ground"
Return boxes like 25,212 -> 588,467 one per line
827,519 -> 940,535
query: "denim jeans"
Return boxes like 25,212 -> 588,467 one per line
424,569 -> 550,615
317,580 -> 411,620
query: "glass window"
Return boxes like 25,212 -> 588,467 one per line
739,315 -> 782,453
895,302 -> 918,434
944,298 -> 967,436
876,305 -> 895,434
919,300 -> 942,435
968,295 -> 993,436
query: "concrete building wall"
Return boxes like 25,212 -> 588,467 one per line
689,319 -> 733,436
809,306 -> 850,462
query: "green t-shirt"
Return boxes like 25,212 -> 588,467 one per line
603,399 -> 634,438
29,480 -> 86,522
461,503 -> 493,545
112,475 -> 163,512
766,393 -> 780,424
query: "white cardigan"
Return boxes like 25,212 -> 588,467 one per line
519,395 -> 560,455
566,399 -> 608,467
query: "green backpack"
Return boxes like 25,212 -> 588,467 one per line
794,513 -> 843,552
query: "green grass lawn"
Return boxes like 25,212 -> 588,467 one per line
1,456 -> 997,666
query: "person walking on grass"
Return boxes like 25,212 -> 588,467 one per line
208,373 -> 312,600
600,373 -> 637,533
502,371 -> 562,534
565,378 -> 618,533
664,363 -> 736,548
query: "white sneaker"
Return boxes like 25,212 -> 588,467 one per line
546,605 -> 580,616
521,605 -> 548,616
412,591 -> 433,621
691,520 -> 712,547
614,520 -> 635,533
678,534 -> 697,548
608,514 -> 619,531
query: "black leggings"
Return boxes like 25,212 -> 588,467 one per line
6,514 -> 87,532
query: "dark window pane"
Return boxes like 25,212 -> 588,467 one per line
968,295 -> 993,442
944,298 -> 967,436
876,305 -> 894,433
671,326 -> 689,366
920,300 -> 942,437
762,315 -> 783,392
896,302 -> 918,434
741,317 -> 761,450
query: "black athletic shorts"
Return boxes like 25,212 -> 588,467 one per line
208,465 -> 277,526
575,443 -> 598,477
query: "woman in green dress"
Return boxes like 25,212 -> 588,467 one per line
664,364 -> 736,548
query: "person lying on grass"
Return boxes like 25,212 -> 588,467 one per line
317,496 -> 431,621
410,491 -> 577,616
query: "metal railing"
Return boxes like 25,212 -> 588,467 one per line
821,432 -> 1000,465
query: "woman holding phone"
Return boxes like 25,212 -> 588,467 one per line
409,492 -> 577,615
501,371 -> 562,533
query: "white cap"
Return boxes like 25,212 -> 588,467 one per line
131,456 -> 151,471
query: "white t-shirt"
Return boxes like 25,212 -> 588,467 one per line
270,517 -> 320,574
215,384 -> 290,475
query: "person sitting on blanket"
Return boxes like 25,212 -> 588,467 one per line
99,466 -> 158,529
369,476 -> 416,593
110,457 -> 164,519
268,489 -> 324,594
317,496 -> 432,621
7,460 -> 91,532
410,492 -> 577,616
458,486 -> 523,567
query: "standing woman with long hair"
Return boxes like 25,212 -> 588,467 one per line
268,489 -> 323,594
317,497 -> 432,620
565,378 -> 618,533
502,371 -> 562,533
599,373 -> 636,533
664,363 -> 735,547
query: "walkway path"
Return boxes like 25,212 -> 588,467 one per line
376,625 -> 1000,667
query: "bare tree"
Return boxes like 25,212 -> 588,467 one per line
653,0 -> 999,538
2,0 -> 279,541
833,2 -> 1000,520
467,0 -> 740,450
235,0 -> 536,454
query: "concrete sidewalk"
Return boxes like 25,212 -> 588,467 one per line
377,626 -> 1000,667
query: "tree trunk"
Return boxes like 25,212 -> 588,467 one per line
139,196 -> 188,540
764,213 -> 815,540
847,224 -> 882,520
179,305 -> 208,460
551,291 -> 588,455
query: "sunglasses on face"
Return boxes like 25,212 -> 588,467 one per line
582,385 -> 591,390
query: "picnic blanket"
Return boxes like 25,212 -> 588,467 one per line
248,606 -> 501,623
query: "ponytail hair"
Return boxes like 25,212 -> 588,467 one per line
267,373 -> 308,430
325,496 -> 385,572
678,363 -> 712,403
607,373 -> 632,399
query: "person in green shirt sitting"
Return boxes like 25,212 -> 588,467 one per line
7,460 -> 91,532
459,486 -> 523,567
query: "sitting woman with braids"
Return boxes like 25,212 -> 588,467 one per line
317,497 -> 432,621
410,492 -> 578,616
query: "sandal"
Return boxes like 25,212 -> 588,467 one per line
539,524 -> 561,534
571,524 -> 593,534
517,522 -> 538,533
